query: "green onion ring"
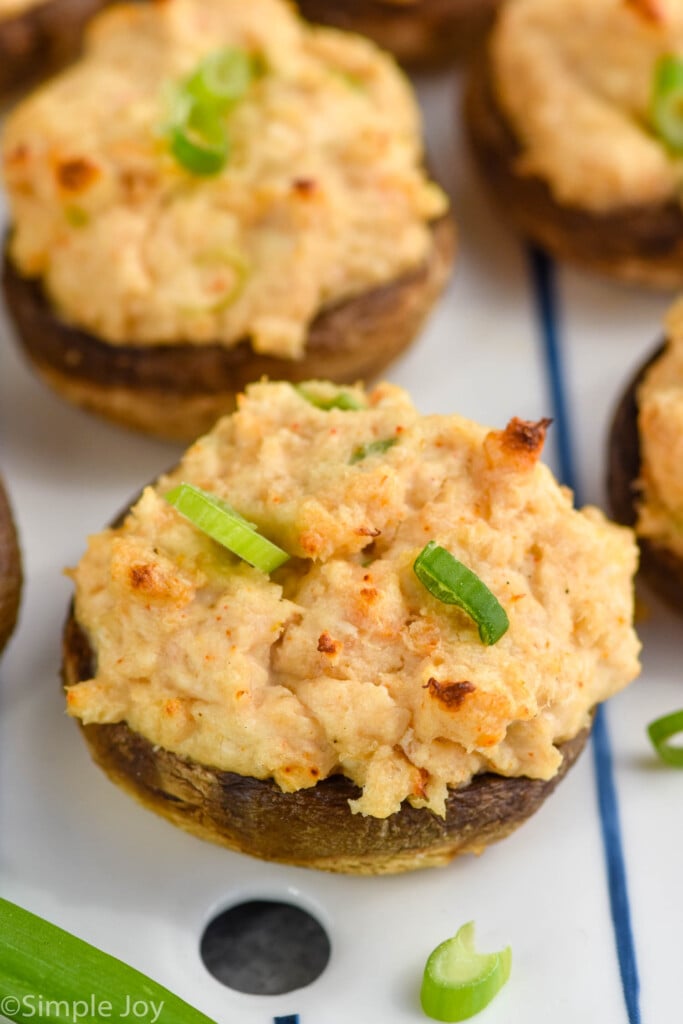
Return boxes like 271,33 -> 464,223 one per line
650,54 -> 683,152
647,708 -> 683,767
185,47 -> 255,109
413,541 -> 509,646
165,483 -> 289,573
420,921 -> 512,1022
169,96 -> 228,176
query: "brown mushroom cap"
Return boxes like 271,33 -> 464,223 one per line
3,214 -> 455,441
0,0 -> 112,97
63,610 -> 591,875
295,0 -> 499,67
607,341 -> 683,611
0,476 -> 22,655
465,53 -> 683,288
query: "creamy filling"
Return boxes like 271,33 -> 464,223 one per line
66,381 -> 640,819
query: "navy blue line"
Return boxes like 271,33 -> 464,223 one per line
527,247 -> 577,489
527,246 -> 641,1024
273,1016 -> 299,1024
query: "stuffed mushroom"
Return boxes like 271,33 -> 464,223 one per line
64,380 -> 640,873
2,0 -> 453,441
466,0 -> 683,287
609,300 -> 683,610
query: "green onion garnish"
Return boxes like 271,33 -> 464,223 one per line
184,48 -> 255,110
166,48 -> 260,176
650,55 -> 683,152
413,541 -> 509,646
648,709 -> 683,766
420,922 -> 511,1023
165,483 -> 289,573
0,898 -> 217,1024
350,437 -> 398,464
169,96 -> 229,177
295,385 -> 364,411
64,205 -> 89,228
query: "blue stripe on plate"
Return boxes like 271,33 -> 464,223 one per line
527,246 -> 641,1024
273,1016 -> 299,1024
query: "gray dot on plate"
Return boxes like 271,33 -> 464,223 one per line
200,899 -> 331,995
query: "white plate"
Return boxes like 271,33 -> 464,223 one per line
1,67 -> 680,1024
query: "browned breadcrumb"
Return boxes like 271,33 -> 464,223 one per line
55,157 -> 100,192
623,0 -> 666,24
425,678 -> 477,709
485,417 -> 552,473
317,632 -> 340,654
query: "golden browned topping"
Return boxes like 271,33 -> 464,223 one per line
66,381 -> 640,819
54,157 -> 101,194
625,0 -> 667,24
424,678 -> 477,709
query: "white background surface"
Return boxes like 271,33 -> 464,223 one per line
1,65 -> 681,1024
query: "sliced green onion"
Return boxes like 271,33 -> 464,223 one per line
648,709 -> 683,766
64,205 -> 89,228
332,68 -> 366,92
165,483 -> 289,573
169,96 -> 229,176
184,48 -> 256,110
350,437 -> 398,464
650,55 -> 683,152
0,898 -> 217,1024
180,250 -> 250,316
295,385 -> 364,411
413,541 -> 509,646
421,922 -> 511,1023
165,47 -> 261,176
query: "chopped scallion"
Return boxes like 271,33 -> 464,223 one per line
166,47 -> 260,176
169,96 -> 229,176
295,385 -> 364,411
64,205 -> 89,228
420,921 -> 511,1022
350,437 -> 398,463
413,542 -> 509,646
165,483 -> 289,573
648,709 -> 683,766
185,48 -> 255,110
0,898 -> 217,1024
650,55 -> 683,152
